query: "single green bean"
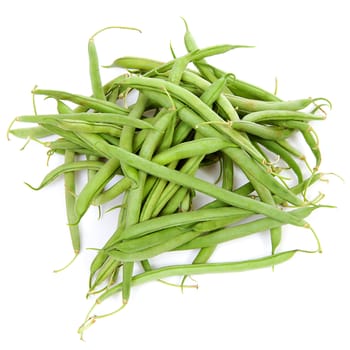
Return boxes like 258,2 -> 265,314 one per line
25,160 -> 104,190
92,177 -> 133,206
257,138 -> 304,183
88,36 -> 106,101
199,62 -> 282,102
8,126 -> 53,139
74,158 -> 121,223
32,88 -> 129,115
64,150 -> 80,255
226,94 -> 317,113
97,250 -> 300,303
231,120 -> 293,140
151,138 -> 234,165
16,113 -> 154,130
242,110 -> 325,123
273,120 -> 321,171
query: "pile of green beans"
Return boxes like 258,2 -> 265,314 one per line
8,21 -> 332,336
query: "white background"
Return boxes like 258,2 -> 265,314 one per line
1,0 -> 349,349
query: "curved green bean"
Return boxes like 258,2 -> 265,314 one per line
97,250 -> 300,303
25,160 -> 104,190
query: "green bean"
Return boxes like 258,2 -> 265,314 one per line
274,120 -> 321,171
301,128 -> 321,171
221,153 -> 234,191
57,120 -> 122,137
152,138 -> 234,165
115,226 -> 187,253
119,94 -> 149,183
96,250 -> 300,303
122,261 -> 134,304
74,158 -> 121,223
32,88 -> 129,115
16,113 -> 154,130
89,257 -> 121,291
182,18 -> 222,84
171,120 -> 193,145
277,139 -> 308,162
242,110 -> 326,123
63,151 -> 80,255
160,186 -> 193,215
152,154 -> 203,217
199,62 -> 282,102
199,74 -> 231,107
257,138 -> 304,183
48,138 -> 85,151
112,56 -> 163,72
92,177 -> 132,206
226,94 -> 317,113
231,120 -> 293,140
25,160 -> 104,190
88,35 -> 106,101
8,126 -> 53,139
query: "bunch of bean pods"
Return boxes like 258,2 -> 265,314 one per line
8,21 -> 332,335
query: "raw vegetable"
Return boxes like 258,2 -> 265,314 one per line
8,21 -> 333,338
